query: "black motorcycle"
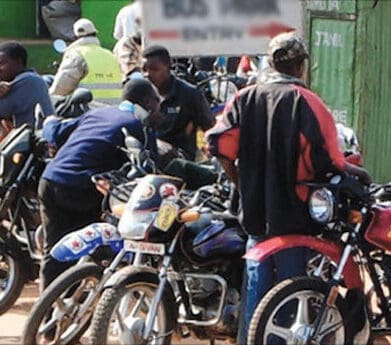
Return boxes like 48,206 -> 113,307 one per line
0,124 -> 47,313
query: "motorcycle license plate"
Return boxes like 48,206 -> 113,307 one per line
124,240 -> 165,255
153,199 -> 179,232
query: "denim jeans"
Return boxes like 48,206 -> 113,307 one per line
237,235 -> 309,345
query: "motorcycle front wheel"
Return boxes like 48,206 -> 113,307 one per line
22,262 -> 102,345
90,270 -> 176,345
247,277 -> 347,345
0,249 -> 25,314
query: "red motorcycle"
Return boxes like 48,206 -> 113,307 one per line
244,175 -> 391,345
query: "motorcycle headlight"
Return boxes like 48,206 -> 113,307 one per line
309,188 -> 335,223
118,209 -> 157,240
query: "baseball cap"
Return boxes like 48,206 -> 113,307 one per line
267,32 -> 309,64
73,18 -> 98,38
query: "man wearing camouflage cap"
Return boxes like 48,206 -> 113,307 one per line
206,31 -> 370,344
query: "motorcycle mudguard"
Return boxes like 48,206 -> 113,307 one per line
243,235 -> 362,290
50,223 -> 123,262
0,230 -> 36,279
104,265 -> 159,290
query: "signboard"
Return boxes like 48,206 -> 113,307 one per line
141,0 -> 303,56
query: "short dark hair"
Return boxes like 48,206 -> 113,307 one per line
0,41 -> 28,66
142,45 -> 171,65
272,55 -> 306,75
122,78 -> 156,103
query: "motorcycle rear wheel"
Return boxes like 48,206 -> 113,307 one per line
247,277 -> 347,345
90,271 -> 176,345
22,263 -> 102,345
0,250 -> 25,314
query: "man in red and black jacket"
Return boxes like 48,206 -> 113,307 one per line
206,31 -> 370,344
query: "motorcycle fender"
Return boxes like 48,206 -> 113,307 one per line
243,234 -> 363,290
0,231 -> 35,279
0,231 -> 23,259
104,265 -> 159,290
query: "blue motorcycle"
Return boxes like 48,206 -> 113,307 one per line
89,173 -> 246,345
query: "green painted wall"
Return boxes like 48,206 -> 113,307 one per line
0,1 -> 36,38
355,0 -> 391,182
81,0 -> 129,49
309,18 -> 356,126
305,0 -> 391,182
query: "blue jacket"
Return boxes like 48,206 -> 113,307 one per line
0,70 -> 54,128
42,103 -> 157,188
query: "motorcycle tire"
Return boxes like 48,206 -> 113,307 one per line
247,277 -> 349,345
90,270 -> 176,345
0,250 -> 26,314
22,263 -> 102,345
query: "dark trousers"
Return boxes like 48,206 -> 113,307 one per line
38,178 -> 102,291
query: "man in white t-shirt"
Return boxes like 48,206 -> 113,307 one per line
113,0 -> 142,40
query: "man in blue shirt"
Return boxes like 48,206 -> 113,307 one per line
38,78 -> 160,290
0,42 -> 54,129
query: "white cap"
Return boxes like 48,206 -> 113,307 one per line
73,18 -> 98,38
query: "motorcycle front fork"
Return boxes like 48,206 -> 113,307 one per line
311,221 -> 364,342
142,232 -> 181,341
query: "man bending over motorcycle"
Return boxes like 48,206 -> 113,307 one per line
38,78 -> 160,291
206,31 -> 370,344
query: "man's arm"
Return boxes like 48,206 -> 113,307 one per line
113,10 -> 123,40
193,90 -> 215,131
0,90 -> 14,120
296,85 -> 371,183
205,93 -> 242,185
0,81 -> 11,98
344,161 -> 372,185
218,156 -> 238,185
49,51 -> 87,96
43,115 -> 82,148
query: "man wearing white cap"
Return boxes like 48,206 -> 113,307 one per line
50,18 -> 122,105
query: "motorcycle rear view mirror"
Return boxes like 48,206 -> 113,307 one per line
34,103 -> 45,131
124,135 -> 144,156
53,39 -> 67,54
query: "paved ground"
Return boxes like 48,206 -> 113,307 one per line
0,282 -> 391,344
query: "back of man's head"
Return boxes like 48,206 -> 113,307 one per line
142,45 -> 171,65
0,41 -> 28,67
122,78 -> 156,104
267,32 -> 308,74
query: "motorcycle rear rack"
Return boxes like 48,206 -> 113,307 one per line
92,169 -> 135,203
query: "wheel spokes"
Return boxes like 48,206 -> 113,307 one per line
267,323 -> 292,341
295,295 -> 310,325
70,279 -> 89,302
129,291 -> 146,318
317,307 -> 344,339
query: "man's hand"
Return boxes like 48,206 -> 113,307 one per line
218,156 -> 238,186
0,119 -> 13,142
0,81 -> 11,97
344,161 -> 372,185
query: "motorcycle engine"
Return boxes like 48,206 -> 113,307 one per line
214,288 -> 240,335
186,275 -> 240,336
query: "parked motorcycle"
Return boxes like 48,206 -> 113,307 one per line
245,175 -> 391,345
22,137 -> 152,345
22,136 -> 231,345
88,170 -> 245,345
0,119 -> 50,314
21,167 -> 135,345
